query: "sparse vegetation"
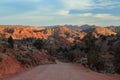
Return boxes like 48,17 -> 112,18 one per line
33,38 -> 45,50
4,28 -> 14,34
101,35 -> 107,41
12,52 -> 41,67
0,54 -> 4,61
0,25 -> 120,78
114,39 -> 120,73
84,33 -> 105,72
66,51 -> 76,62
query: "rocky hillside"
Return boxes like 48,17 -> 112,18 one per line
0,25 -> 116,40
0,25 -> 119,78
0,32 -> 55,78
93,26 -> 116,36
0,25 -> 47,40
0,25 -> 117,51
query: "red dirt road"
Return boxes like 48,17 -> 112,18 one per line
3,61 -> 120,80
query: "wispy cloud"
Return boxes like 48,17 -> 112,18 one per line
61,0 -> 94,10
61,0 -> 120,10
77,13 -> 120,20
94,14 -> 120,20
94,0 -> 120,9
81,13 -> 93,17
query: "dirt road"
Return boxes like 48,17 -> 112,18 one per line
3,61 -> 120,80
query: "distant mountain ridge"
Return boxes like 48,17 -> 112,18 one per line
0,25 -> 117,40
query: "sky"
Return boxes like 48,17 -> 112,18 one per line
0,0 -> 120,26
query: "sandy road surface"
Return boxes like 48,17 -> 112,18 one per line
3,61 -> 120,80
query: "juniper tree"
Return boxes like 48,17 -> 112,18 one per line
8,36 -> 14,48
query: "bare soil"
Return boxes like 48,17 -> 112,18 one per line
2,61 -> 120,80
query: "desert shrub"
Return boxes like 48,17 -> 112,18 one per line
22,38 -> 35,42
0,41 -> 9,50
114,40 -> 120,73
0,38 -> 6,42
84,33 -> 105,72
107,47 -> 114,52
56,46 -> 76,62
100,35 -> 106,41
61,50 -> 76,62
18,57 -> 31,65
4,28 -> 14,34
116,33 -> 120,37
0,54 -> 4,61
67,51 -> 75,62
12,53 -> 41,67
107,40 -> 115,46
8,36 -> 14,48
87,49 -> 105,71
56,47 -> 68,59
71,43 -> 83,50
103,62 -> 115,73
57,47 -> 64,52
33,38 -> 45,50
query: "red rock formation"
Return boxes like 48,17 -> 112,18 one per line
0,54 -> 22,77
93,26 -> 116,36
0,26 -> 48,39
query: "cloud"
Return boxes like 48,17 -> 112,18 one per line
94,14 -> 120,20
56,10 -> 69,15
82,13 -> 93,17
61,0 -> 94,10
0,0 -> 120,16
72,13 -> 120,20
61,0 -> 120,11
